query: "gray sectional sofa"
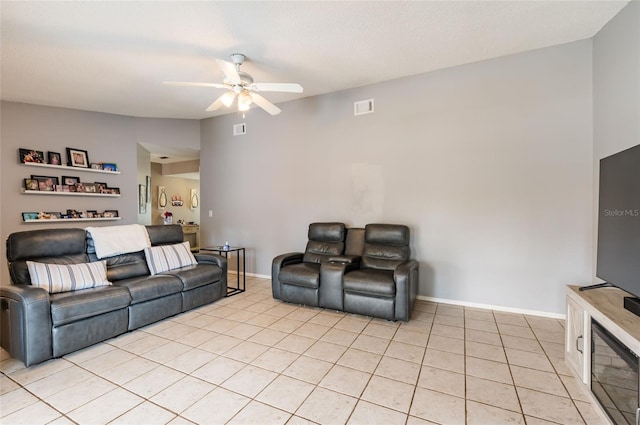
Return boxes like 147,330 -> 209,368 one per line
272,223 -> 419,321
1,225 -> 226,366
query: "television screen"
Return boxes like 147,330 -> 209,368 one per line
596,144 -> 640,300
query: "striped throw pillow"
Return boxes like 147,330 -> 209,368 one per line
144,241 -> 197,275
26,261 -> 111,293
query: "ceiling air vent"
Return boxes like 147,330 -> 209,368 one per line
233,123 -> 246,136
354,99 -> 374,116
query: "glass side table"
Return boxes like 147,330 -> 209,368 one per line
200,246 -> 246,296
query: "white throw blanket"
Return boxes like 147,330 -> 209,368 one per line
86,224 -> 151,259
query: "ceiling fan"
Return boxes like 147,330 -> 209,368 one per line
163,54 -> 303,116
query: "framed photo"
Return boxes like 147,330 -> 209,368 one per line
139,184 -> 146,213
31,175 -> 59,184
102,163 -> 118,172
105,187 -> 120,195
24,178 -> 39,191
66,148 -> 89,168
22,212 -> 39,221
146,176 -> 151,202
47,151 -> 62,166
104,210 -> 119,218
46,212 -> 62,219
83,183 -> 98,193
90,163 -> 103,170
86,210 -> 97,218
19,149 -> 45,164
62,176 -> 80,186
95,182 -> 107,193
31,175 -> 59,191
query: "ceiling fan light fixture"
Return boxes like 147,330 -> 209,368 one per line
221,91 -> 235,107
238,91 -> 252,111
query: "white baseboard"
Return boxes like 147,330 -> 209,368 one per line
227,270 -> 271,279
416,295 -> 565,320
223,272 -> 565,319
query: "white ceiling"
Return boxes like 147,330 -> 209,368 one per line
0,1 -> 628,120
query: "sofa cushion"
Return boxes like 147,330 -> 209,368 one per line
113,275 -> 183,304
50,286 -> 131,326
162,264 -> 223,291
144,242 -> 197,275
279,263 -> 321,288
27,261 -> 111,293
343,269 -> 396,297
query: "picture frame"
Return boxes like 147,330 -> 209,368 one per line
66,148 -> 89,168
106,187 -> 120,195
47,151 -> 62,166
46,212 -> 62,219
83,183 -> 99,193
102,163 -> 118,172
104,210 -> 119,218
90,163 -> 103,170
158,186 -> 167,208
146,176 -> 151,202
24,178 -> 39,191
62,176 -> 80,186
31,175 -> 59,184
22,212 -> 39,221
95,182 -> 107,193
31,175 -> 59,191
139,184 -> 146,213
191,189 -> 199,209
19,149 -> 45,164
86,210 -> 97,218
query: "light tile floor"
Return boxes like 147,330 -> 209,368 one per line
0,277 -> 603,424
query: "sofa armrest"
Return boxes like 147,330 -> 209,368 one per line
393,260 -> 420,321
319,261 -> 361,311
0,284 -> 53,366
194,252 -> 227,272
328,255 -> 361,264
271,252 -> 304,299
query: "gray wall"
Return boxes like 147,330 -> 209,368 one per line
592,3 -> 640,276
0,102 -> 199,284
201,40 -> 594,314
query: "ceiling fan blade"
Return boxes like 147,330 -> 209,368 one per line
205,93 -> 229,112
250,83 -> 303,93
216,59 -> 241,85
250,93 -> 282,115
163,81 -> 228,89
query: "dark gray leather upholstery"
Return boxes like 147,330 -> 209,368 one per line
50,286 -> 131,326
2,224 -> 227,366
272,223 -> 418,321
272,223 -> 346,306
343,224 -> 419,321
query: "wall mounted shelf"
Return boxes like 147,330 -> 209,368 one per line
22,190 -> 120,198
22,162 -> 121,175
22,217 -> 122,224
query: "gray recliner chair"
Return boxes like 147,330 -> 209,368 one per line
342,224 -> 419,321
271,223 -> 346,307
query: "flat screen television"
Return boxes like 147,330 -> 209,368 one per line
596,144 -> 640,317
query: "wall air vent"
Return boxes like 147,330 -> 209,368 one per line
354,99 -> 374,116
233,123 -> 247,136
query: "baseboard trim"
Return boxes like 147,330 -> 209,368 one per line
416,295 -> 565,320
227,270 -> 271,279
222,272 -> 565,319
